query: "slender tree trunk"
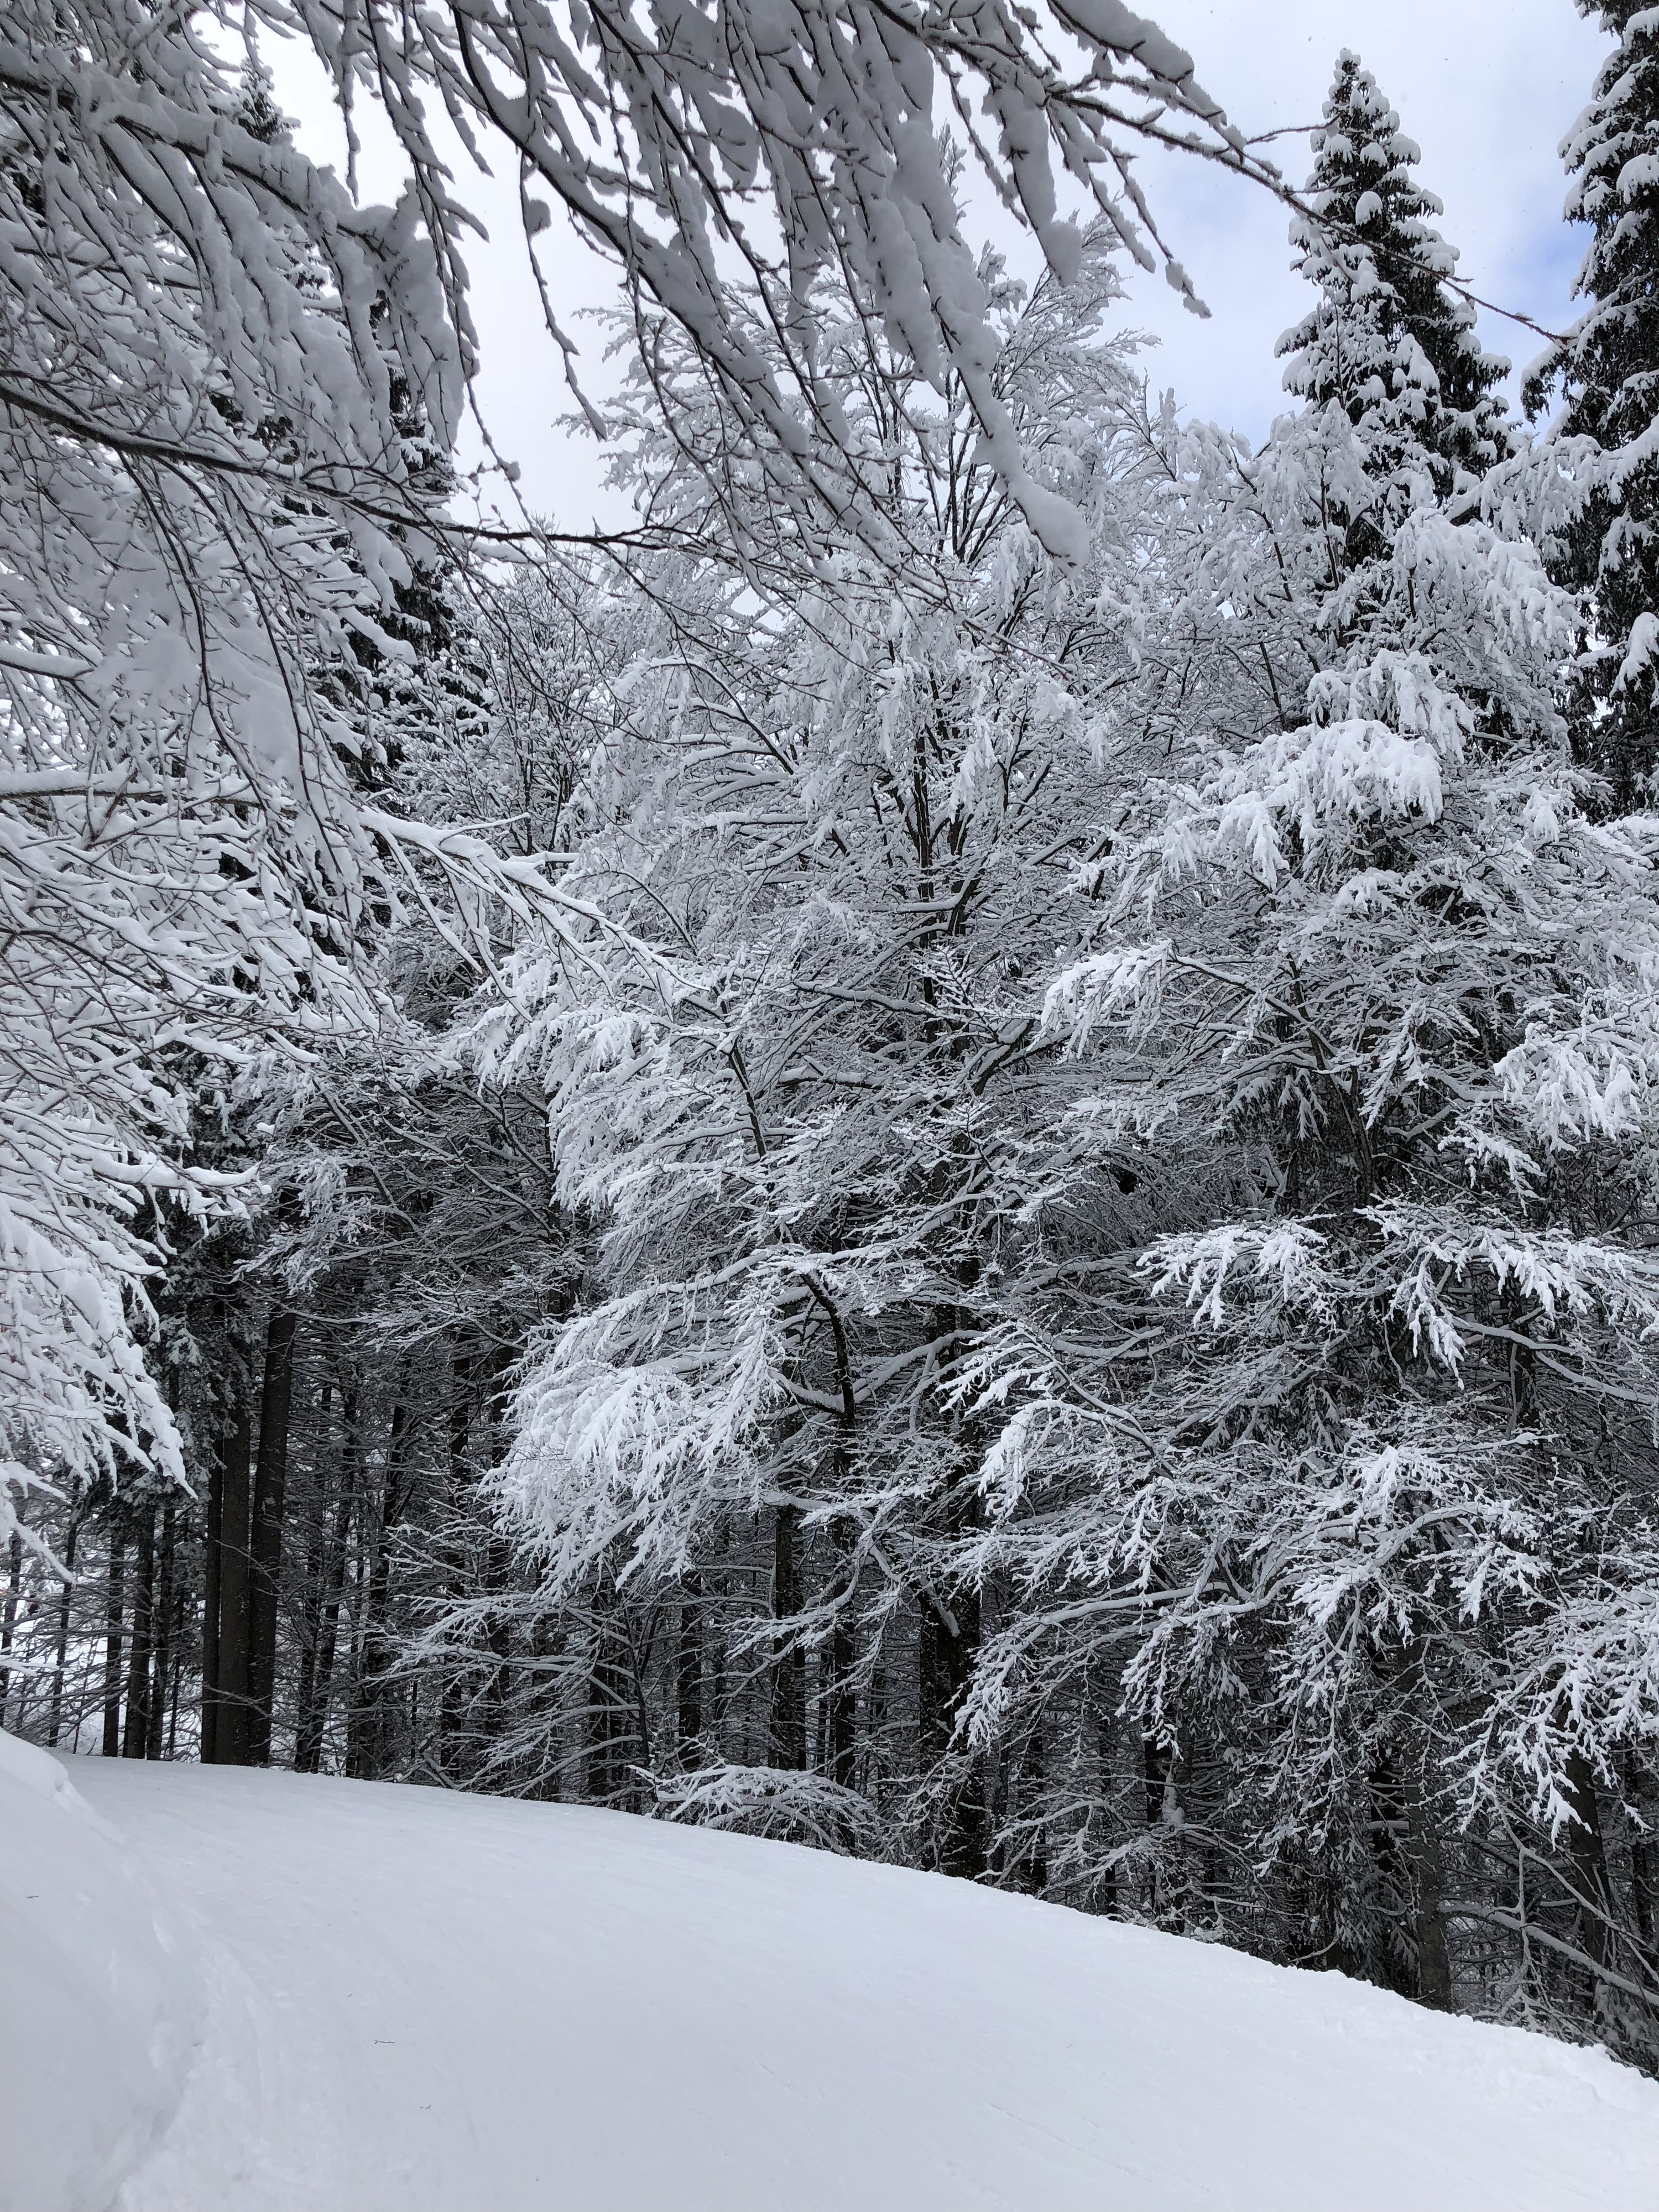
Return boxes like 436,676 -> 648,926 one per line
440,1351 -> 473,1780
213,1399 -> 255,1766
1625,1749 -> 1654,1951
709,1547 -> 732,1761
291,1375 -> 332,1765
1561,1745 -> 1616,2005
1089,1703 -> 1119,1916
166,1590 -> 184,1760
146,1501 -> 176,1761
122,1503 -> 156,1757
1141,1733 -> 1181,1919
1021,1725 -> 1049,1895
1403,1759 -> 1453,2008
1367,1749 -> 1415,1993
918,1576 -> 984,1877
102,1514 -> 126,1757
1,1530 -> 22,1725
1394,1639 -> 1453,2010
586,1603 -> 632,1803
291,1542 -> 323,1762
816,1311 -> 859,1792
677,1575 -> 703,1766
918,1363 -> 986,1880
481,1532 -> 515,1749
294,1384 -> 359,1774
201,1437 -> 223,1764
349,1400 -> 408,1780
769,1503 -> 806,1771
479,1347 -> 517,1747
825,1606 -> 856,1789
47,1515 -> 80,1749
248,1300 -> 297,1765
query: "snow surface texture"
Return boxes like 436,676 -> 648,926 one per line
0,1735 -> 197,2212
4,1747 -> 1657,2212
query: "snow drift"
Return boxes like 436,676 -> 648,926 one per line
3,1746 -> 1656,2211
0,1735 -> 197,2212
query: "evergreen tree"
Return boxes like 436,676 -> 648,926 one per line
1524,0 -> 1659,807
1015,393 -> 1659,2039
1277,53 -> 1512,518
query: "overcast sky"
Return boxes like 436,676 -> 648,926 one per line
274,0 -> 1614,530
1118,0 -> 1609,436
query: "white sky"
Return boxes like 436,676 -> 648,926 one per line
1119,0 -> 1609,437
269,0 -> 1614,531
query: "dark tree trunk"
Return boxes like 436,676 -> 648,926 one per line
709,1547 -> 732,1760
918,1577 -> 984,1877
586,1605 -> 633,1804
291,1386 -> 329,1775
1561,1745 -> 1616,2003
769,1504 -> 806,1771
248,1300 -> 297,1765
201,1439 -> 223,1764
1367,1749 -> 1416,1994
1143,1733 -> 1167,1830
147,1501 -> 176,1761
825,1609 -> 856,1789
1094,1707 -> 1119,1917
1403,1756 -> 1453,2008
864,1660 -> 888,1801
1021,1726 -> 1048,1895
481,1532 -> 516,1749
917,1355 -> 986,1879
166,1585 -> 185,1759
1372,1633 -> 1454,2007
1,1530 -> 22,1724
440,1352 -> 473,1779
122,1503 -> 156,1757
294,1384 -> 359,1774
478,1347 -> 517,1746
1625,1749 -> 1654,1950
677,1575 -> 702,1765
212,1399 -> 255,1766
47,1514 -> 80,1749
349,1400 -> 409,1780
1141,1733 -> 1181,1920
102,1514 -> 126,1757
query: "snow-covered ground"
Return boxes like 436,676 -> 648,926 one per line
0,1736 -> 199,2212
3,1735 -> 1656,2212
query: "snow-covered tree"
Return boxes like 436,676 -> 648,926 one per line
320,118 -> 1659,2059
1523,0 -> 1659,807
0,0 -> 1310,1563
10,0 -> 1653,2081
281,0 -> 1272,564
968,166 -> 1659,2041
0,1 -> 607,1566
0,0 -> 475,1549
1276,53 -> 1512,525
455,235 -> 1157,1865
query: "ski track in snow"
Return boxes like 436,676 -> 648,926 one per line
8,1750 -> 1659,2212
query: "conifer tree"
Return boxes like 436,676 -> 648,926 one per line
1278,53 -> 1511,513
1524,0 -> 1659,806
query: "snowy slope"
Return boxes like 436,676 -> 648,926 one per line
0,1736 -> 198,2212
4,1749 -> 1657,2212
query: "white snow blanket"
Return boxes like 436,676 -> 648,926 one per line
3,1745 -> 1656,2210
0,1735 -> 197,2212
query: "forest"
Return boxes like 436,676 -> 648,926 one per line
3,0 -> 1657,2081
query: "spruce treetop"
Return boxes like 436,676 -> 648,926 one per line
1277,53 -> 1512,497
1524,0 -> 1659,805
1543,0 -> 1659,455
